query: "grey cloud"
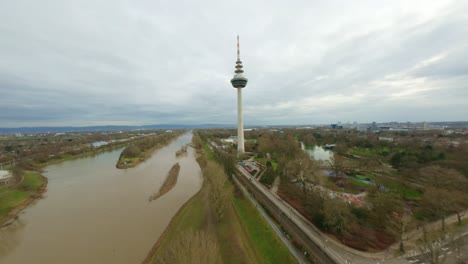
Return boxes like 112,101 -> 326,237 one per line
0,0 -> 467,127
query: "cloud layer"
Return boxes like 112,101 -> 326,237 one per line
1,0 -> 467,127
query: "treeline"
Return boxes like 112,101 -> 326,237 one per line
199,128 -> 468,253
155,135 -> 232,263
117,131 -> 183,168
153,133 -> 295,263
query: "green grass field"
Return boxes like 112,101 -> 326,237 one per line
202,143 -> 216,161
0,170 -> 46,222
347,178 -> 371,188
233,196 -> 297,264
20,171 -> 43,191
0,187 -> 28,217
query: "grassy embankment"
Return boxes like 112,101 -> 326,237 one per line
0,170 -> 46,225
145,137 -> 296,264
116,132 -> 183,169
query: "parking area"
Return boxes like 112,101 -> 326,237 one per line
239,159 -> 262,178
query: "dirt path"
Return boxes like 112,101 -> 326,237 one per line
270,176 -> 280,194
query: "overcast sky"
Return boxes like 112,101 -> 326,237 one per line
1,0 -> 467,127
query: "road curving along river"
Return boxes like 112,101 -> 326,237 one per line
0,132 -> 202,264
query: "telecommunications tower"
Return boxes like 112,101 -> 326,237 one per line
230,35 -> 248,154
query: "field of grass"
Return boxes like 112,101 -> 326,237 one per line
0,170 -> 46,223
20,171 -> 43,191
148,190 -> 207,260
323,178 -> 362,194
350,147 -> 391,158
347,178 -> 371,188
0,187 -> 28,218
148,139 -> 296,264
271,161 -> 279,171
233,196 -> 297,264
202,143 -> 215,161
385,181 -> 422,199
350,147 -> 376,157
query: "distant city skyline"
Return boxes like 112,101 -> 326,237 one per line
1,1 -> 467,127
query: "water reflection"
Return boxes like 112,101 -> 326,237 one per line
301,142 -> 334,161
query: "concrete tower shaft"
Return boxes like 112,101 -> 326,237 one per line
230,35 -> 248,154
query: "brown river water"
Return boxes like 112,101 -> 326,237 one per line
0,132 -> 202,264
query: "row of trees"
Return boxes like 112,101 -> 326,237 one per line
196,128 -> 468,254
120,132 -> 180,159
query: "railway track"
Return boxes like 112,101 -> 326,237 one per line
234,171 -> 339,264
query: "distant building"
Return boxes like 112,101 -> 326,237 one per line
356,125 -> 369,132
378,137 -> 394,142
331,124 -> 343,129
423,122 -> 429,130
370,122 -> 379,132
222,136 -> 238,144
0,170 -> 12,185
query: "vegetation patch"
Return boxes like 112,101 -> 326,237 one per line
149,163 -> 180,201
0,168 -> 47,225
117,132 -> 183,169
233,195 -> 297,264
147,134 -> 295,264
0,187 -> 28,218
20,171 -> 43,191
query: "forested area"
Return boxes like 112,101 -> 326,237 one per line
199,128 -> 468,253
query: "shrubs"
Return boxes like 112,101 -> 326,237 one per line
158,229 -> 221,264
121,145 -> 141,158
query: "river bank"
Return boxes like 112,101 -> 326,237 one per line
0,138 -> 135,227
116,131 -> 183,169
0,132 -> 202,264
0,171 -> 47,227
145,135 -> 296,264
0,131 -> 185,226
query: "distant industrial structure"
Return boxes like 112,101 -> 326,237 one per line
230,35 -> 248,154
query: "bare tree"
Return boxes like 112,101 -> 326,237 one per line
387,209 -> 416,253
419,165 -> 467,192
322,198 -> 354,234
421,187 -> 453,232
205,161 -> 231,221
449,190 -> 467,226
416,226 -> 449,264
285,154 -> 322,201
327,155 -> 347,179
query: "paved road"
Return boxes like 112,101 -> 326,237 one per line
236,165 -> 410,264
406,232 -> 468,264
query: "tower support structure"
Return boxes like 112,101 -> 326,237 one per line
237,87 -> 244,153
230,35 -> 248,154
